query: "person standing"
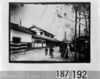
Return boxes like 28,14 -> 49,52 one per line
64,43 -> 69,59
49,47 -> 54,58
45,47 -> 48,55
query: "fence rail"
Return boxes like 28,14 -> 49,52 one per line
10,42 -> 27,53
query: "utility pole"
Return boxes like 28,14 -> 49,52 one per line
78,11 -> 81,61
19,19 -> 21,27
74,9 -> 78,62
64,31 -> 67,42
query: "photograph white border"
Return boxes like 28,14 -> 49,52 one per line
0,0 -> 100,71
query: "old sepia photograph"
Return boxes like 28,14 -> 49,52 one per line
9,2 -> 90,63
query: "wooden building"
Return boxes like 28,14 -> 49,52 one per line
29,25 -> 58,48
10,22 -> 36,53
10,22 -> 60,53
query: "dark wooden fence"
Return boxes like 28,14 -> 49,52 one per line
10,42 -> 27,53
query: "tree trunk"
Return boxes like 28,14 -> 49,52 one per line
79,12 -> 81,38
74,9 -> 78,61
84,15 -> 87,36
78,12 -> 81,61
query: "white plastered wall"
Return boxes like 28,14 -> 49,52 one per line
10,29 -> 32,43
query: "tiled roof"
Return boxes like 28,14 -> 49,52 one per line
10,22 -> 36,35
29,25 -> 54,36
33,35 -> 59,42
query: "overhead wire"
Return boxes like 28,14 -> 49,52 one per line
55,4 -> 86,27
37,5 -> 48,24
39,5 -> 48,19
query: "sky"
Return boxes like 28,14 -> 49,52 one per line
10,4 -> 86,41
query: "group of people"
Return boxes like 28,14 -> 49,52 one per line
45,47 -> 54,58
60,43 -> 75,60
44,43 -> 75,60
60,43 -> 68,59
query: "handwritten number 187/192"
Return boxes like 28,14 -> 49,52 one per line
56,70 -> 87,79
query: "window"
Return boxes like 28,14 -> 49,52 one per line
51,35 -> 54,38
40,32 -> 43,35
13,37 -> 21,43
34,39 -> 42,43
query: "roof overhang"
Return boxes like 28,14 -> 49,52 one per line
33,35 -> 59,42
